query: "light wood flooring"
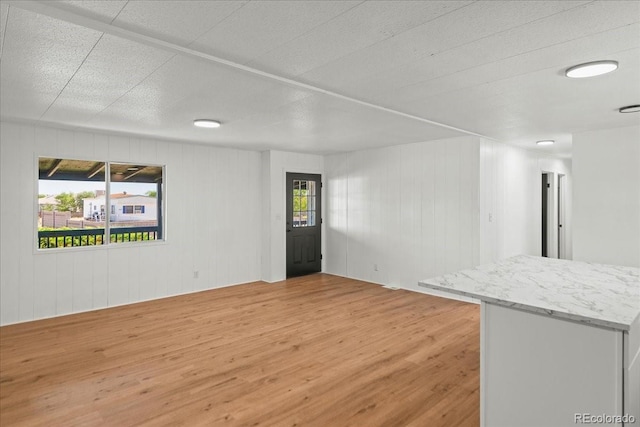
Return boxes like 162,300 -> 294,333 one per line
0,274 -> 479,426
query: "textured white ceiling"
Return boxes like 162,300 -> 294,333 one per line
1,0 -> 639,156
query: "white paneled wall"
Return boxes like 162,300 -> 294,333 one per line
0,121 -> 262,325
573,125 -> 640,267
261,150 -> 324,282
324,136 -> 481,290
480,139 -> 572,264
325,136 -> 573,291
0,119 -> 576,325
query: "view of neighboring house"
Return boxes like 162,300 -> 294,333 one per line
37,195 -> 58,211
83,192 -> 157,222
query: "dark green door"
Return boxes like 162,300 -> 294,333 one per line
286,173 -> 321,278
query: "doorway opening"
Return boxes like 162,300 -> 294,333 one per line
286,173 -> 322,278
541,172 -> 552,258
557,174 -> 566,259
542,171 -> 568,259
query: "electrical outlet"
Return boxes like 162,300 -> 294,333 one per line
374,264 -> 379,272
193,271 -> 199,279
488,213 -> 493,222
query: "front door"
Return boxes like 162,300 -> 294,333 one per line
286,173 -> 321,278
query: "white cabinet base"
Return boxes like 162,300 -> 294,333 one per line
481,302 -> 624,427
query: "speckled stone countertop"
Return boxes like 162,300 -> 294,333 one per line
418,255 -> 640,331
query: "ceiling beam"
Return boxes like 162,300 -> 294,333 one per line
47,159 -> 63,178
123,166 -> 147,181
7,0 -> 495,142
87,163 -> 105,179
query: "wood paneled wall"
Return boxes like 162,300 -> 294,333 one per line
0,121 -> 262,325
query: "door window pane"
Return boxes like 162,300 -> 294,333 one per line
292,179 -> 317,227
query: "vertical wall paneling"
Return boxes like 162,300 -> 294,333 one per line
0,121 -> 263,325
33,253 -> 57,320
32,127 -> 58,320
479,140 -> 572,264
73,131 -> 95,159
479,139 -> 496,265
72,251 -> 93,313
93,133 -> 110,164
18,125 -> 36,322
128,137 -> 143,164
370,148 -> 387,284
261,150 -> 324,283
107,249 -> 129,307
464,138 -> 480,268
324,136 -> 483,290
138,246 -> 157,301
345,149 -> 367,282
129,248 -> 142,303
1,123 -> 22,324
398,143 -> 421,287
444,139 -> 462,273
573,125 -> 640,267
419,141 -> 436,281
192,144 -> 208,291
165,142 -> 184,296
92,241 -> 109,309
180,143 -> 194,294
324,153 -> 348,277
55,252 -> 74,316
260,151 -> 271,282
432,140 -> 448,278
324,136 -> 572,290
108,135 -> 130,163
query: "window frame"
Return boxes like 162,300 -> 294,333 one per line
34,155 -> 166,253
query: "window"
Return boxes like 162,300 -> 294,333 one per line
292,179 -> 317,227
122,205 -> 146,214
37,158 -> 164,249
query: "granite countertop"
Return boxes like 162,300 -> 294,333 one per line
418,255 -> 640,331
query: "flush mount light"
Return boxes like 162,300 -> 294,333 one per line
565,60 -> 618,78
193,119 -> 221,128
619,105 -> 640,113
536,140 -> 555,146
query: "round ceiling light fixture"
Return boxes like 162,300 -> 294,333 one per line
565,60 -> 618,78
193,119 -> 221,128
536,140 -> 555,146
619,105 -> 640,113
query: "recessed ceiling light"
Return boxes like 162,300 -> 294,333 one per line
536,140 -> 555,146
565,60 -> 618,78
193,119 -> 221,128
619,105 -> 640,113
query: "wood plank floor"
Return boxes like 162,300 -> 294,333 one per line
0,274 -> 479,426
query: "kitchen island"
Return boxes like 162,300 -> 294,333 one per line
419,255 -> 640,427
